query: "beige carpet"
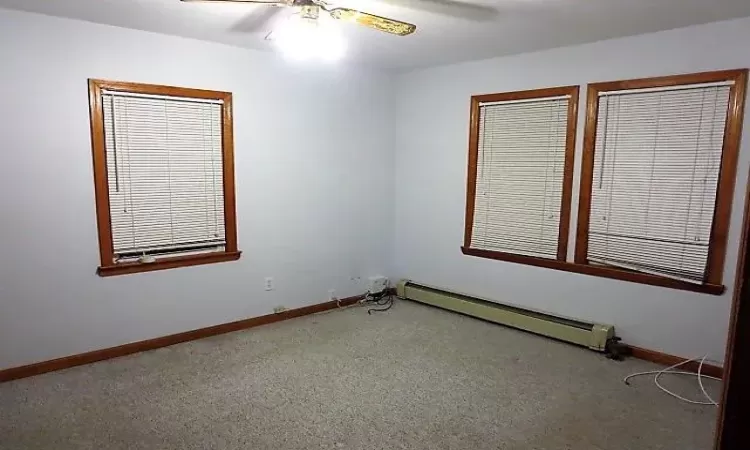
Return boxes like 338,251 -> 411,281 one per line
0,300 -> 719,449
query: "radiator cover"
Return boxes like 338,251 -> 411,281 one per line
397,280 -> 614,352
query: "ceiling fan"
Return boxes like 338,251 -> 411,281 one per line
180,0 -> 418,37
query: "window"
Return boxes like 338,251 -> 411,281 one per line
463,86 -> 579,263
89,79 -> 240,276
576,70 -> 748,291
460,71 -> 746,294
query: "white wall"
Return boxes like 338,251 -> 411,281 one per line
0,9 -> 394,370
392,17 -> 750,364
2,8 -> 747,372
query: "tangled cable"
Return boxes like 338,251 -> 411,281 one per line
623,355 -> 719,406
363,290 -> 394,314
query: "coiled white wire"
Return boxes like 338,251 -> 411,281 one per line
623,355 -> 719,406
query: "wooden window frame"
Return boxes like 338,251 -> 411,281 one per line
573,69 -> 748,294
462,86 -> 580,265
88,79 -> 241,277
461,71 -> 747,296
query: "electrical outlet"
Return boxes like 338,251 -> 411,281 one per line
273,306 -> 287,314
264,277 -> 274,291
367,276 -> 388,294
328,289 -> 337,301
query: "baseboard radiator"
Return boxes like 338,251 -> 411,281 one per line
397,280 -> 615,352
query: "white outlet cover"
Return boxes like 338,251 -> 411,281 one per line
367,276 -> 388,294
264,277 -> 274,291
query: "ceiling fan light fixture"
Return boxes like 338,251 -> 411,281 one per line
273,14 -> 346,62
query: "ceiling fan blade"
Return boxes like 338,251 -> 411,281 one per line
327,9 -> 416,36
180,0 -> 288,5
231,6 -> 286,33
375,0 -> 498,22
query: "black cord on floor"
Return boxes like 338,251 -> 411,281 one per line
359,289 -> 394,313
366,292 -> 394,314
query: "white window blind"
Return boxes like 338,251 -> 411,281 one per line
102,92 -> 226,262
470,95 -> 570,259
588,82 -> 732,283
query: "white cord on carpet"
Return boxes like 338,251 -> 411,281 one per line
623,355 -> 719,406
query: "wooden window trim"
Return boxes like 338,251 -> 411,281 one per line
574,69 -> 748,291
88,79 -> 241,277
461,246 -> 725,295
463,85 -> 580,263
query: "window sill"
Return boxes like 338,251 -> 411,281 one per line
97,251 -> 242,277
461,246 -> 724,295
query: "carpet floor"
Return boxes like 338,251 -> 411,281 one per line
0,299 -> 719,450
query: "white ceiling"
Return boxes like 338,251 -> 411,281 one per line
2,0 -> 749,70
